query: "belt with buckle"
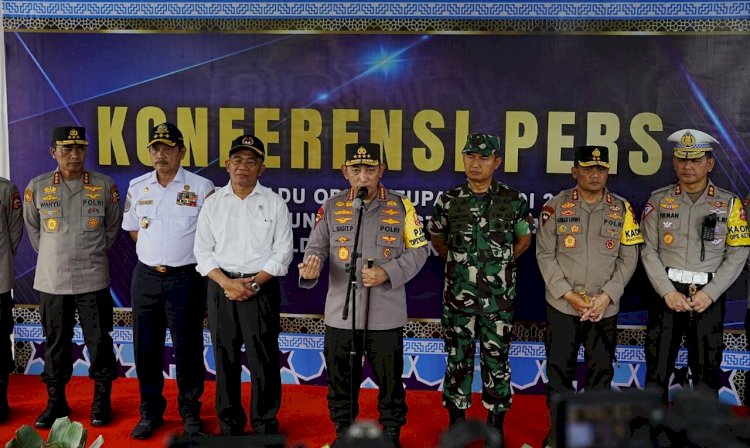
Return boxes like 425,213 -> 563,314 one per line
144,263 -> 195,275
221,269 -> 257,279
666,268 -> 711,286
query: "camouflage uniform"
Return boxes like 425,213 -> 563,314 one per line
429,179 -> 532,412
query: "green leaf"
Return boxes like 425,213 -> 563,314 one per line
47,417 -> 86,448
88,435 -> 104,448
5,425 -> 44,448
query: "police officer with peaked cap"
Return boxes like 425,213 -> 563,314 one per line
0,176 -> 22,422
23,126 -> 122,428
123,123 -> 214,438
641,128 -> 750,403
536,146 -> 643,446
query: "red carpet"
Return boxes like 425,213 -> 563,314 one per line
0,375 -> 549,447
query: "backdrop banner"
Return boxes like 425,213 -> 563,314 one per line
6,32 -> 750,324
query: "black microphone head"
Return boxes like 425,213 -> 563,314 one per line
356,186 -> 369,199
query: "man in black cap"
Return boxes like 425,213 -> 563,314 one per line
0,176 -> 22,422
536,145 -> 643,446
194,134 -> 293,435
23,126 -> 122,428
123,123 -> 215,438
298,142 -> 428,447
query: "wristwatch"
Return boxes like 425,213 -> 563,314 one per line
250,282 -> 261,293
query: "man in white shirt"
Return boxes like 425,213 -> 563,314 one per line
194,134 -> 293,436
122,123 -> 215,439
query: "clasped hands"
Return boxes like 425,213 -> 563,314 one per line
563,290 -> 611,322
663,290 -> 712,313
222,276 -> 257,301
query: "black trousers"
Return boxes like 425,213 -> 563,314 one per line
645,282 -> 725,404
545,305 -> 617,402
38,288 -> 116,387
131,262 -> 206,419
0,291 -> 13,380
324,325 -> 407,429
207,277 -> 281,434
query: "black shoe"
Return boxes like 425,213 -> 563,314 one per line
183,414 -> 203,435
35,402 -> 71,429
131,416 -> 165,439
220,424 -> 245,436
383,426 -> 401,448
91,382 -> 112,427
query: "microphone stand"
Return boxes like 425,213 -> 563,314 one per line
362,257 -> 375,363
341,187 -> 367,428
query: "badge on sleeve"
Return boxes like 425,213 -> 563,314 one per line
24,189 -> 33,203
11,192 -> 21,209
110,185 -> 121,203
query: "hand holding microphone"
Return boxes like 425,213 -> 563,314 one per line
362,257 -> 389,288
352,186 -> 369,209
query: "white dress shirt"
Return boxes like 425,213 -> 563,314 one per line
194,180 -> 293,277
122,167 -> 215,267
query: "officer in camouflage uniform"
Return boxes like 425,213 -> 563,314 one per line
428,133 -> 533,438
0,177 -> 22,422
536,146 -> 643,447
642,129 -> 750,404
23,127 -> 122,428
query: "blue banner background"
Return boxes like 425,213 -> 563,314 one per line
6,32 -> 750,324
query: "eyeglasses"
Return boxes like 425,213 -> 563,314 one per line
148,145 -> 180,155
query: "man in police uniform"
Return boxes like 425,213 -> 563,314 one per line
122,123 -> 214,438
642,128 -> 750,404
298,142 -> 428,447
428,133 -> 532,438
195,134 -> 293,436
536,146 -> 643,445
0,176 -> 22,422
23,126 -> 122,428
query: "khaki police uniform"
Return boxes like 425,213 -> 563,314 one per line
0,177 -> 23,416
642,180 -> 750,401
301,185 -> 428,431
537,187 -> 642,397
23,169 -> 122,387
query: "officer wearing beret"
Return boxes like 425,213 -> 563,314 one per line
0,176 -> 22,422
428,134 -> 533,439
23,126 -> 122,428
299,143 -> 428,447
641,129 -> 750,403
536,146 -> 643,445
194,135 -> 293,436
122,123 -> 214,438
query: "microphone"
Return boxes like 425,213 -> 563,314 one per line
352,187 -> 369,209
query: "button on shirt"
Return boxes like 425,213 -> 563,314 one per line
122,167 -> 215,267
194,181 -> 293,277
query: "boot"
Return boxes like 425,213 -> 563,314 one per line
383,426 -> 401,448
35,384 -> 71,429
447,405 -> 466,426
0,378 -> 8,423
487,411 -> 505,445
91,381 -> 112,426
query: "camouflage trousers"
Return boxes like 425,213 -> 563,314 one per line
441,309 -> 513,412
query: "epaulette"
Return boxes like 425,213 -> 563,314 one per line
128,172 -> 152,188
710,184 -> 738,199
650,184 -> 675,196
387,189 -> 407,200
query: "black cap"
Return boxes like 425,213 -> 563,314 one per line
574,145 -> 610,168
344,143 -> 381,166
148,123 -> 183,147
52,126 -> 88,146
229,135 -> 265,159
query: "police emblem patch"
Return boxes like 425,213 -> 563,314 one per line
383,248 -> 392,258
337,247 -> 350,261
563,235 -> 576,248
571,225 -> 581,234
558,225 -> 567,233
87,218 -> 99,229
663,232 -> 674,246
46,218 -> 58,231
605,239 -> 615,250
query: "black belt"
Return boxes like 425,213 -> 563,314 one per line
221,269 -> 257,279
142,262 -> 196,275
